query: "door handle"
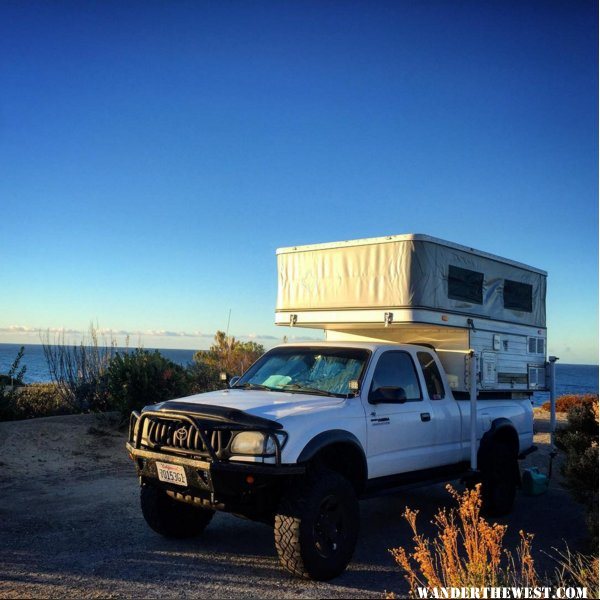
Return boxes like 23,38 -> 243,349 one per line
420,412 -> 431,422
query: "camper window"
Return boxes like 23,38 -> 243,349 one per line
503,279 -> 533,312
447,265 -> 483,304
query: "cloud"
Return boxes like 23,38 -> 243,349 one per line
143,330 -> 198,338
0,326 -> 38,333
0,325 -> 286,342
0,326 -> 81,334
247,333 -> 279,340
287,335 -> 323,342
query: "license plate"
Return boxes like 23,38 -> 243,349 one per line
156,462 -> 188,487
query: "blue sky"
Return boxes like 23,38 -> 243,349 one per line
0,1 -> 597,363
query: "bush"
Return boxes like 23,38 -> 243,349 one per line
555,403 -> 599,549
41,325 -> 115,412
388,485 -> 598,598
186,360 -> 222,394
0,346 -> 27,420
541,393 -> 598,413
193,331 -> 264,381
0,374 -> 25,386
107,349 -> 190,415
14,384 -> 70,419
389,485 -> 538,595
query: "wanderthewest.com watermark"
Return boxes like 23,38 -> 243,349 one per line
415,587 -> 588,599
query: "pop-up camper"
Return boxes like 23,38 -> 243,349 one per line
275,233 -> 548,394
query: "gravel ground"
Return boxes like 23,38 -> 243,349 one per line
0,410 -> 587,598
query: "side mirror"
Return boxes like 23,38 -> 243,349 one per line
229,375 -> 241,388
369,386 -> 407,404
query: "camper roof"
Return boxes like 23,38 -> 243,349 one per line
276,233 -> 547,277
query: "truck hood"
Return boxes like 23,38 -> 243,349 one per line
161,389 -> 345,422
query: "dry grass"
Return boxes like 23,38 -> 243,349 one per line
550,547 -> 599,597
390,484 -> 539,596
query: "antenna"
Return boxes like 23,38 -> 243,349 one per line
225,308 -> 232,339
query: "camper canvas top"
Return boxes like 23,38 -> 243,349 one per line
275,233 -> 547,330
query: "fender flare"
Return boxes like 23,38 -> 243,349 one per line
297,430 -> 368,490
297,429 -> 366,463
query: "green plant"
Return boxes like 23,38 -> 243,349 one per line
0,346 -> 27,420
555,402 -> 599,549
14,383 -> 70,419
107,349 -> 190,415
193,331 -> 264,383
186,360 -> 222,394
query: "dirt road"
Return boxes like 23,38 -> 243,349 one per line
0,411 -> 587,598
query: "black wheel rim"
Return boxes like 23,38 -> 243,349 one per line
313,494 -> 345,559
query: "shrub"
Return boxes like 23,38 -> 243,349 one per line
541,394 -> 598,413
193,331 -> 264,382
107,349 -> 190,415
390,484 -> 538,596
0,374 -> 25,386
14,384 -> 70,419
0,346 -> 27,421
555,403 -> 599,549
41,325 -> 115,412
186,360 -> 222,394
388,485 -> 598,597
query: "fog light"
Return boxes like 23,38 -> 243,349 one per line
246,475 -> 255,485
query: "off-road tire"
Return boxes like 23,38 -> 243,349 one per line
480,442 -> 518,517
140,483 -> 214,538
274,469 -> 359,581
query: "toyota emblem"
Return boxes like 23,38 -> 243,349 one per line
175,427 -> 188,442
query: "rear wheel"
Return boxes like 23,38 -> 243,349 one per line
274,469 -> 359,581
480,442 -> 518,517
140,483 -> 214,538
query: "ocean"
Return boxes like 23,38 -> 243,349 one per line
0,342 -> 597,405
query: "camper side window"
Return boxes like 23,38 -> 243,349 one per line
417,352 -> 445,400
503,279 -> 533,312
447,265 -> 483,304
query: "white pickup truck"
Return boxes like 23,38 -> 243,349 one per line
126,340 -> 535,581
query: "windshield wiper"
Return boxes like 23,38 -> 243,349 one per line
281,384 -> 341,397
232,382 -> 276,391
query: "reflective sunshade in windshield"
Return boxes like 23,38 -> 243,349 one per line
235,347 -> 370,397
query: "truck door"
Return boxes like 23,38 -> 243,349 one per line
415,350 -> 462,466
365,350 -> 438,478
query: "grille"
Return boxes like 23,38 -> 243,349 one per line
145,417 -> 232,456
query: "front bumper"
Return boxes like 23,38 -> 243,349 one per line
126,404 -> 304,512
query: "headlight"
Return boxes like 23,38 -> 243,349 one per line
230,432 -> 267,455
230,431 -> 287,455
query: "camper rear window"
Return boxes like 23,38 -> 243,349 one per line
503,280 -> 533,312
447,266 -> 483,304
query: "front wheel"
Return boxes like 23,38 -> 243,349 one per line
140,483 -> 214,538
274,469 -> 359,581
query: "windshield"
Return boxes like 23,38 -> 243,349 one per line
234,347 -> 370,397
